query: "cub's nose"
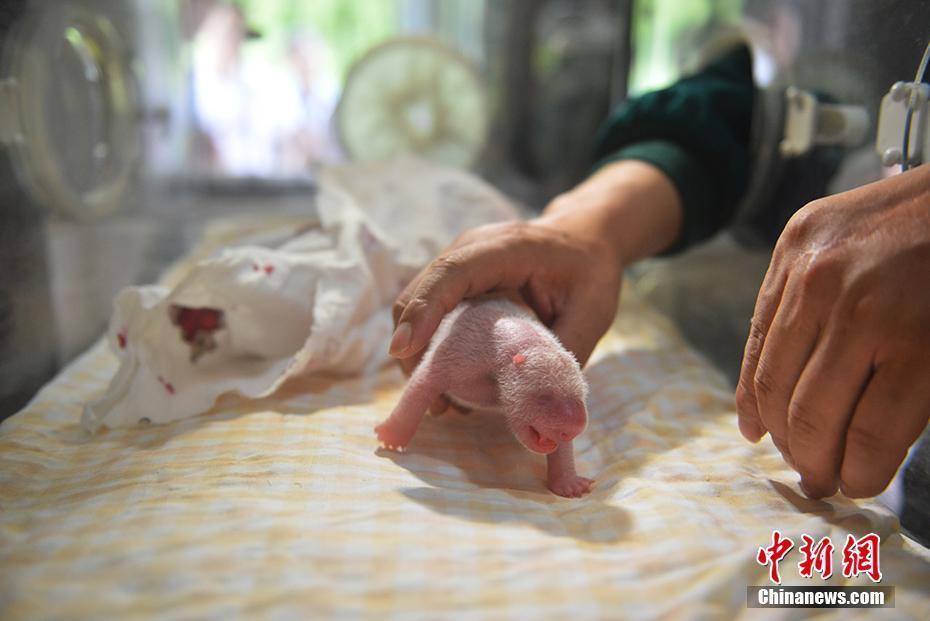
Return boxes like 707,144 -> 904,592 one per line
541,416 -> 586,445
556,418 -> 586,442
560,402 -> 588,441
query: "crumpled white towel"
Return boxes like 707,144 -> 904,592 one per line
83,159 -> 518,431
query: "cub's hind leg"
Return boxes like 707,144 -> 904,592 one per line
375,362 -> 444,451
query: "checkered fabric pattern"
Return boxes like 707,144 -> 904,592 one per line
2,226 -> 928,621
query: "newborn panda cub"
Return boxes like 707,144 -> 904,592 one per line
376,297 -> 593,497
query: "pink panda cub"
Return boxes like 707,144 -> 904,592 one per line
375,297 -> 593,497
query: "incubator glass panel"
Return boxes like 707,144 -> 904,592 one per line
1,0 -> 929,417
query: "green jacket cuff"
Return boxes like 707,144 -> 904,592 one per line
593,140 -> 713,256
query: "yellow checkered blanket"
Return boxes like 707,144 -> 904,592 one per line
2,221 -> 928,621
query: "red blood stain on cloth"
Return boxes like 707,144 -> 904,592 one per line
169,305 -> 226,362
117,331 -> 127,349
171,307 -> 222,343
157,376 -> 176,395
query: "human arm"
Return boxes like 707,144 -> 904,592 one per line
594,44 -> 755,253
390,43 -> 754,412
735,164 -> 930,499
390,158 -> 683,375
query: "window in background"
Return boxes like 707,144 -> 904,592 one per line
528,0 -> 618,194
184,0 -> 487,178
189,1 -> 396,176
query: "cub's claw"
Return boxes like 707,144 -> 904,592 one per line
375,421 -> 413,453
547,475 -> 594,498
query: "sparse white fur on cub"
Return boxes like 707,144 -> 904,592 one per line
375,298 -> 593,497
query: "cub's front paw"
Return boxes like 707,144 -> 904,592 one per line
547,475 -> 594,498
374,420 -> 414,452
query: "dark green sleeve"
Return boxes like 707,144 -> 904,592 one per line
594,44 -> 755,254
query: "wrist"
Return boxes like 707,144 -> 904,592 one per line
540,159 -> 683,266
535,203 -> 626,272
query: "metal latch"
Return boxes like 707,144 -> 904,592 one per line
780,86 -> 869,158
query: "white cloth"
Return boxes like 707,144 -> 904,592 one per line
83,158 -> 519,431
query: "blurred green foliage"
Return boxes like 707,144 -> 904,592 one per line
235,0 -> 397,79
231,0 -> 746,95
631,0 -> 744,93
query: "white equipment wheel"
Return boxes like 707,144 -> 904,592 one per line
336,36 -> 488,169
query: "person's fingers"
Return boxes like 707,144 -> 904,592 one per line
393,275 -> 420,328
839,360 -> 930,498
770,436 -> 796,470
786,326 -> 872,499
753,280 -> 821,458
736,264 -> 787,442
549,283 -> 618,367
392,269 -> 433,376
391,240 -> 536,359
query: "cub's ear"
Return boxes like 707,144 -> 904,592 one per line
512,353 -> 526,366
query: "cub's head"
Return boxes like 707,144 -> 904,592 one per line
499,348 -> 588,454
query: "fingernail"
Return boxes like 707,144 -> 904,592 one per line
738,416 -> 764,443
389,322 -> 412,356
